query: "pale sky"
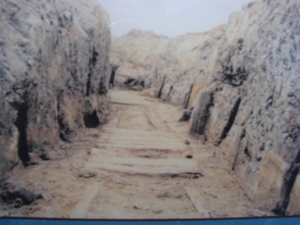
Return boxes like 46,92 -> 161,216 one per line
98,0 -> 254,37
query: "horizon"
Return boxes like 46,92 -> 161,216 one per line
98,0 -> 254,38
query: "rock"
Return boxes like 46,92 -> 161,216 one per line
123,77 -> 145,91
179,110 -> 192,122
186,154 -> 193,159
1,188 -> 43,206
185,140 -> 191,145
79,170 -> 96,178
0,0 -> 111,176
14,198 -> 23,208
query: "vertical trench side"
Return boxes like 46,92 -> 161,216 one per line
273,148 -> 300,215
14,102 -> 30,166
215,97 -> 241,146
157,76 -> 166,99
0,0 -> 111,178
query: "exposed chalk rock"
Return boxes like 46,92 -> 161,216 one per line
112,0 -> 300,215
111,26 -> 225,106
196,0 -> 300,215
0,0 -> 111,175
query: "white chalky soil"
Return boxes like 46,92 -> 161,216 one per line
1,89 -> 271,219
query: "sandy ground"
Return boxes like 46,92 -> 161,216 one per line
0,89 -> 273,219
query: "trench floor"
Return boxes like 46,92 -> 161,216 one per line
1,89 -> 264,219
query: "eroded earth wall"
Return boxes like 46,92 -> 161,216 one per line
190,0 -> 300,215
0,0 -> 111,176
112,0 -> 300,215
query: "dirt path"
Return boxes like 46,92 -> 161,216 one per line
1,89 -> 263,219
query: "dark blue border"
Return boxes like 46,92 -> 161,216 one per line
1,218 -> 300,225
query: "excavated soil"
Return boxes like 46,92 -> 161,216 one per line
0,89 -> 273,219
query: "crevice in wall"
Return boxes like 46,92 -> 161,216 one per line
216,97 -> 241,146
124,78 -> 135,85
84,110 -> 100,128
221,66 -> 248,87
272,148 -> 300,216
184,84 -> 193,109
157,76 -> 166,99
86,72 -> 92,96
86,47 -> 99,96
167,85 -> 173,97
244,147 -> 251,159
98,76 -> 107,95
166,85 -> 173,102
14,102 -> 31,166
231,129 -> 246,171
90,47 -> 98,67
109,65 -> 118,88
140,80 -> 145,88
56,95 -> 70,142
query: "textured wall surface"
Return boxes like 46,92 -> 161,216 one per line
0,0 -> 111,175
190,0 -> 300,215
112,0 -> 300,215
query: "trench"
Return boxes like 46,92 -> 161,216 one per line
2,89 -> 265,218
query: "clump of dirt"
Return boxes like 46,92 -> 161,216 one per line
0,182 -> 43,209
